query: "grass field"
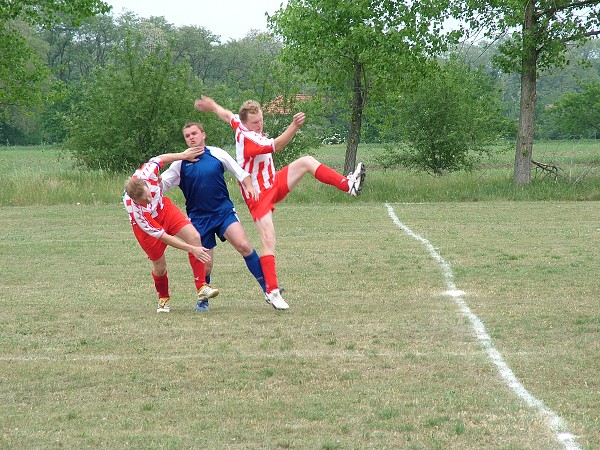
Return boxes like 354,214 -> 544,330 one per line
1,142 -> 599,448
2,140 -> 600,206
1,200 -> 599,449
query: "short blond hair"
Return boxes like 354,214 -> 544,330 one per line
124,177 -> 147,202
182,122 -> 205,133
239,100 -> 262,122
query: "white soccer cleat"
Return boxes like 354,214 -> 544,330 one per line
157,297 -> 170,313
347,162 -> 366,196
197,284 -> 219,300
265,289 -> 289,310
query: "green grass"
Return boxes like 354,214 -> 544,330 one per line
2,140 -> 600,205
1,142 -> 599,448
1,202 -> 599,449
0,145 -> 122,206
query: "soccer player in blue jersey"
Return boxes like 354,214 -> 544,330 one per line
161,122 -> 270,311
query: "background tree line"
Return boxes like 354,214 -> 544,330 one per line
1,1 -> 599,179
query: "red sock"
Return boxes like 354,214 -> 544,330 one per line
315,163 -> 348,192
260,254 -> 278,293
188,253 -> 207,290
152,271 -> 169,298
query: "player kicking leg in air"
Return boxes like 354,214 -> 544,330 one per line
194,96 -> 365,310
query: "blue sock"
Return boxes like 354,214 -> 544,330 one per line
244,250 -> 266,292
206,273 -> 211,285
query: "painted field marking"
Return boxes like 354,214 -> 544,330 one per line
385,203 -> 580,450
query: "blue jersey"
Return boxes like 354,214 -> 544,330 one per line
161,146 -> 250,220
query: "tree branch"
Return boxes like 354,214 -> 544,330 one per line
536,0 -> 600,19
561,29 -> 600,43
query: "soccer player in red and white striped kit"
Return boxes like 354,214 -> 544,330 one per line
123,147 -> 219,313
194,96 -> 365,310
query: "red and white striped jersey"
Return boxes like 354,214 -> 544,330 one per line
231,115 -> 276,197
123,157 -> 165,239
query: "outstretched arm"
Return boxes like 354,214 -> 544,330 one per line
158,147 -> 204,165
195,96 -> 234,124
159,233 -> 211,263
273,112 -> 305,152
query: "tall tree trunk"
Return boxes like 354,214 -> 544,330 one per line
514,1 -> 538,186
344,59 -> 365,175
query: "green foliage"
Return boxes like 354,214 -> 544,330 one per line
0,0 -> 110,112
4,2 -> 600,153
269,0 -> 459,172
376,58 -> 511,174
457,1 -> 600,184
545,81 -> 600,139
41,14 -> 120,82
459,1 -> 600,73
0,24 -> 48,110
39,81 -> 72,143
218,32 -> 288,103
445,38 -> 600,138
0,2 -> 111,143
0,0 -> 110,27
270,0 -> 454,90
67,32 -> 203,172
172,25 -> 221,82
0,21 -> 53,143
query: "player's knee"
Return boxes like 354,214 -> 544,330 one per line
179,224 -> 202,246
236,240 -> 253,256
302,155 -> 321,173
241,245 -> 253,256
189,231 -> 202,246
153,263 -> 167,276
301,155 -> 318,167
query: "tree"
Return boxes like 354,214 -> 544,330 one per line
269,0 -> 458,174
458,1 -> 600,185
0,0 -> 110,108
67,29 -> 203,172
41,14 -> 119,82
218,32 -> 286,103
376,58 -> 510,174
173,25 -> 221,83
0,22 -> 48,111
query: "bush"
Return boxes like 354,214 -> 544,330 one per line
377,58 -> 512,175
67,32 -> 203,172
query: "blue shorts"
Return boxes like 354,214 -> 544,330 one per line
190,208 -> 240,250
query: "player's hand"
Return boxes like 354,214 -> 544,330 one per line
191,246 -> 211,263
182,147 -> 204,162
292,112 -> 305,128
194,96 -> 214,112
247,185 -> 259,201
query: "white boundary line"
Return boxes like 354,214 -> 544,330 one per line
385,203 -> 581,450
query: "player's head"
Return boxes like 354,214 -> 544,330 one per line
239,100 -> 263,133
125,177 -> 151,204
182,122 -> 207,149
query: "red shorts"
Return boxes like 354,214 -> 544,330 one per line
246,166 -> 290,221
132,197 -> 191,261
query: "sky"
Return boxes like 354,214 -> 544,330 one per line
107,0 -> 288,41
